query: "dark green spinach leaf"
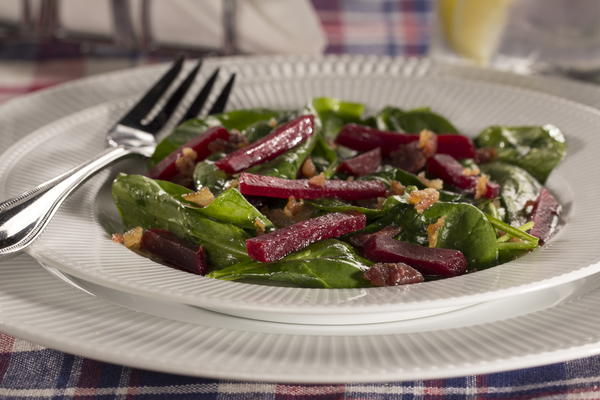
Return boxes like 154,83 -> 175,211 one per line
193,160 -> 229,193
474,125 -> 566,183
375,106 -> 459,134
480,162 -> 541,226
208,239 -> 371,288
306,198 -> 383,217
112,174 -> 250,268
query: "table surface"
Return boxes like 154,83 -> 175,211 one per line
2,0 -> 600,398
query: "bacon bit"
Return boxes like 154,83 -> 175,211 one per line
182,187 -> 215,207
254,217 -> 267,234
111,233 -> 124,244
175,147 -> 198,177
427,216 -> 446,248
474,174 -> 489,200
268,117 -> 278,128
284,196 -> 305,217
390,180 -> 405,195
462,166 -> 481,176
408,188 -> 440,214
418,129 -> 438,158
475,147 -> 498,164
123,226 -> 143,250
308,172 -> 326,187
301,157 -> 317,178
417,172 -> 443,190
225,179 -> 239,189
230,129 -> 248,149
364,263 -> 424,286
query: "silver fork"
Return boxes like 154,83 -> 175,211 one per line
0,57 -> 236,259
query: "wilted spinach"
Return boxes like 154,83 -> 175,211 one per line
474,125 -> 566,183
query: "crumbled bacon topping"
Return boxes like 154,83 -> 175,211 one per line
427,216 -> 446,248
123,226 -> 143,250
175,147 -> 198,177
462,166 -> 481,176
474,174 -> 489,200
301,157 -> 317,178
111,233 -> 124,244
182,187 -> 215,207
268,117 -> 278,128
364,262 -> 424,286
254,217 -> 267,234
417,172 -> 443,190
475,147 -> 498,164
308,173 -> 326,187
284,196 -> 305,217
346,176 -> 355,182
408,188 -> 440,214
418,129 -> 438,158
390,180 -> 405,195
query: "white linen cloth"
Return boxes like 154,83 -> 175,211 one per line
0,0 -> 326,55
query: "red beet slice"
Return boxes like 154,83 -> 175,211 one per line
337,148 -> 382,176
336,125 -> 476,161
141,229 -> 208,275
437,135 -> 476,159
148,126 -> 230,180
239,172 -> 387,200
427,154 -> 500,198
529,188 -> 561,244
364,263 -> 424,286
246,212 -> 367,263
363,235 -> 467,277
348,226 -> 401,249
335,124 -> 417,156
215,115 -> 314,173
387,142 -> 427,173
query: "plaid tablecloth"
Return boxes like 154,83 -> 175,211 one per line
1,0 -> 600,398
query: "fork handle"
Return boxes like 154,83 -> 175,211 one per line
0,146 -> 133,259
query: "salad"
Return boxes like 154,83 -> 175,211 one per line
111,98 -> 565,288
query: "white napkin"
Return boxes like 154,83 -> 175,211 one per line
0,0 -> 326,55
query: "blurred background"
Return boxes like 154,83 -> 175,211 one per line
0,0 -> 599,104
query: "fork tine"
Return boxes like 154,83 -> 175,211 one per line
177,67 -> 220,125
207,73 -> 236,115
143,60 -> 202,133
119,56 -> 184,127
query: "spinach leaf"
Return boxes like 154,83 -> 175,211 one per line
311,97 -> 365,140
112,174 -> 250,268
149,109 -> 281,167
474,125 -> 566,183
195,189 -> 272,231
193,160 -> 229,193
306,198 -> 383,217
375,106 -> 459,134
480,162 -> 541,226
247,132 -> 318,179
208,239 -> 371,288
424,202 -> 498,268
368,201 -> 498,268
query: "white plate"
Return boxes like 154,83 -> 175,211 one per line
1,56 -> 600,325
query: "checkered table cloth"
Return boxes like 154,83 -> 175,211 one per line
1,0 -> 600,398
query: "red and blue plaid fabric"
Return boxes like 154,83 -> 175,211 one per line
2,0 -> 600,398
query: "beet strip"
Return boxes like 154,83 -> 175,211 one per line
337,148 -> 381,176
529,188 -> 561,244
336,125 -> 478,160
141,229 -> 208,275
246,212 -> 366,262
427,154 -> 500,198
239,172 -> 386,200
363,234 -> 467,277
215,115 -> 314,173
335,124 -> 416,156
436,134 -> 476,159
148,126 -> 230,180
